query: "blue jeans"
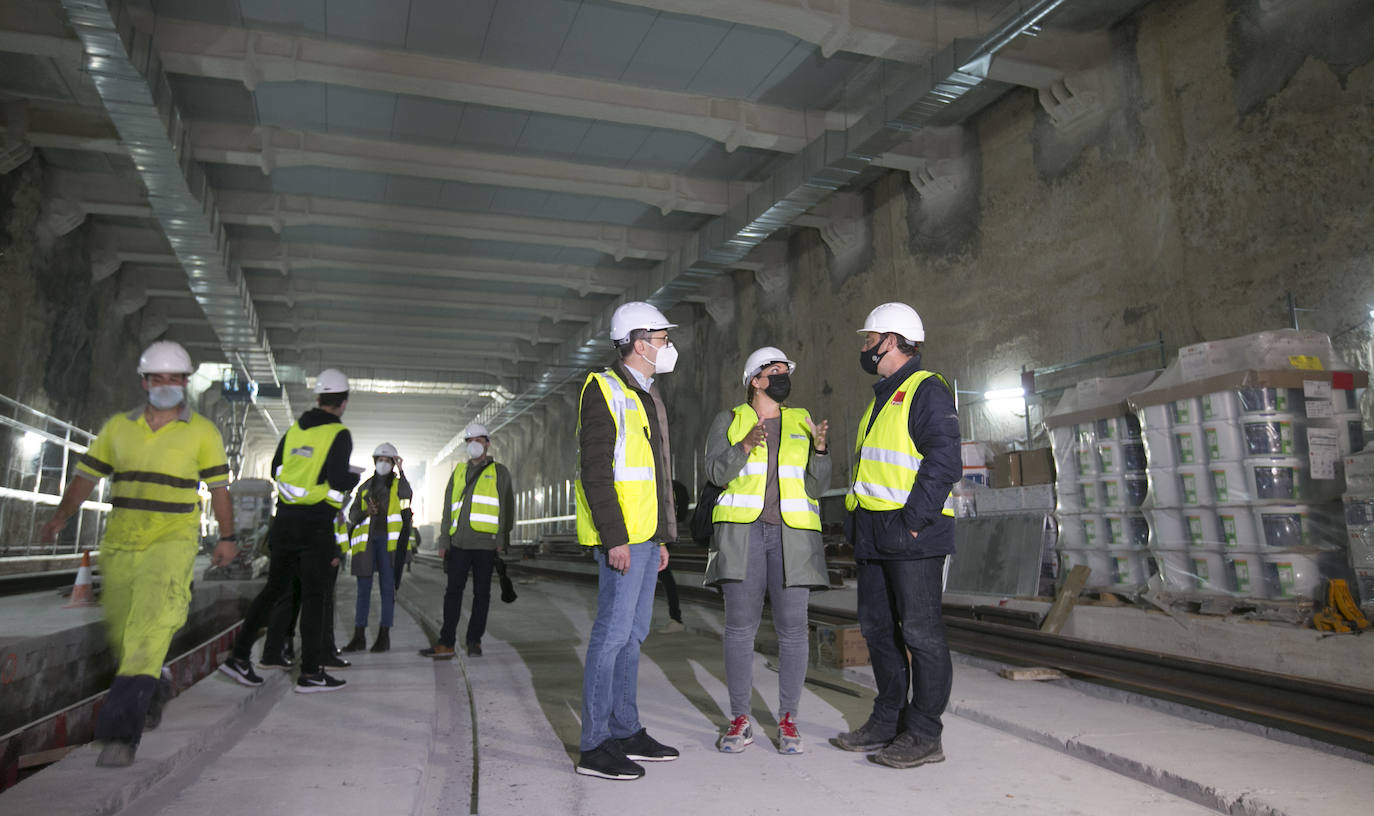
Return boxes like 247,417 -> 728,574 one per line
579,541 -> 660,751
855,556 -> 952,741
355,543 -> 395,628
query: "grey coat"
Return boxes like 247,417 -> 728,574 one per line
702,407 -> 832,589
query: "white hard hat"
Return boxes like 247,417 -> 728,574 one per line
742,346 -> 797,387
137,340 -> 193,375
373,442 -> 398,458
609,301 -> 676,343
858,302 -> 925,343
313,368 -> 349,394
463,423 -> 490,440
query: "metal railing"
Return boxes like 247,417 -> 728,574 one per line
0,394 -> 110,556
514,479 -> 577,545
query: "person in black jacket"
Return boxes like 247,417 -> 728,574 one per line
831,303 -> 961,770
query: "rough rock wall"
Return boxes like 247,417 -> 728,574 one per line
495,0 -> 1374,505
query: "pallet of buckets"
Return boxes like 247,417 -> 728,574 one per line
1046,371 -> 1161,594
1127,330 -> 1366,604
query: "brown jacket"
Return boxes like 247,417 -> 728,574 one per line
578,360 -> 677,548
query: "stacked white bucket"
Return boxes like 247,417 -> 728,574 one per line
1140,385 -> 1359,601
1342,451 -> 1374,616
1052,414 -> 1150,591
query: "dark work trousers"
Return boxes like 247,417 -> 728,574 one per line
270,577 -> 302,652
233,514 -> 335,674
439,549 -> 496,648
658,566 -> 681,622
94,674 -> 158,745
855,556 -> 952,742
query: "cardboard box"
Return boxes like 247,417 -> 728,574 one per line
990,452 -> 1021,488
814,623 -> 869,668
1019,448 -> 1055,485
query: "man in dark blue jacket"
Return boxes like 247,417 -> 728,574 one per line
832,303 -> 961,769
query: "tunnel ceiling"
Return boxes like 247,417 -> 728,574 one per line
0,0 -> 1140,464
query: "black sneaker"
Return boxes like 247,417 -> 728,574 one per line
829,718 -> 896,752
466,641 -> 482,657
218,656 -> 264,687
257,653 -> 293,671
320,654 -> 351,669
618,728 -> 678,762
868,732 -> 945,769
282,641 -> 296,663
295,671 -> 346,693
574,740 -> 644,780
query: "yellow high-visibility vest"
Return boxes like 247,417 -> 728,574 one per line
274,423 -> 348,509
349,476 -> 407,553
334,517 -> 350,555
448,462 -> 501,535
575,368 -> 658,547
712,404 -> 821,531
845,370 -> 955,516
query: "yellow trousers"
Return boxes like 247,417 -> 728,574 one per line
99,541 -> 197,677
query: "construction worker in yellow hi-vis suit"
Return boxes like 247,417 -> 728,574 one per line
39,341 -> 237,768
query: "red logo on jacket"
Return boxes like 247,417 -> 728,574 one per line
892,391 -> 906,405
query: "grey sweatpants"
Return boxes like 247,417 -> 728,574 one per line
721,522 -> 811,718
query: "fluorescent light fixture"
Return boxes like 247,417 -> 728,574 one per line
983,387 -> 1025,401
21,432 -> 44,458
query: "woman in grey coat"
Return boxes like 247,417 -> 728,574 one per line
704,346 -> 831,755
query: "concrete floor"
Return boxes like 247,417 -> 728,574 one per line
4,563 -> 1370,816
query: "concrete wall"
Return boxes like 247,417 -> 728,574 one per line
495,0 -> 1374,507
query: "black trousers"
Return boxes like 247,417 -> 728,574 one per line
439,549 -> 495,647
658,566 -> 681,622
233,514 -> 335,673
278,562 -> 339,651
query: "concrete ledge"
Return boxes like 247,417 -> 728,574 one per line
3,666 -> 289,815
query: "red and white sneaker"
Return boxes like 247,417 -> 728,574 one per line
717,715 -> 753,753
777,712 -> 804,754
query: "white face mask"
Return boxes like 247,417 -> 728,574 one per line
639,341 -> 678,374
466,440 -> 486,459
374,460 -> 393,476
148,385 -> 185,410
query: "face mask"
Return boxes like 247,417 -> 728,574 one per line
375,460 -> 393,476
148,385 -> 185,410
860,337 -> 888,376
466,440 -> 487,459
762,372 -> 791,402
644,341 -> 678,374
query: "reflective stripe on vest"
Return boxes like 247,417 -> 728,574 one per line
845,370 -> 956,516
356,477 -> 407,552
334,519 -> 350,554
448,462 -> 501,535
575,369 -> 659,547
275,423 -> 348,508
712,404 -> 821,531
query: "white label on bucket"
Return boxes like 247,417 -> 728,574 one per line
1302,380 -> 1331,400
1307,427 -> 1338,480
1304,398 -> 1333,418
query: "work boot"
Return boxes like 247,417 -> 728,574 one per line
369,626 -> 390,653
419,644 -> 455,659
96,741 -> 136,767
829,718 -> 896,752
143,672 -> 174,731
466,641 -> 482,657
868,732 -> 945,769
341,626 -> 367,652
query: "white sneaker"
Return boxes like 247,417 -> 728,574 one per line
658,619 -> 685,634
777,712 -> 804,754
717,715 -> 753,753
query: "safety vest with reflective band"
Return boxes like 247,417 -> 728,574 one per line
575,368 -> 659,547
274,423 -> 348,509
713,405 -> 821,531
334,518 -> 350,555
350,476 -> 408,553
845,370 -> 956,516
448,462 -> 501,535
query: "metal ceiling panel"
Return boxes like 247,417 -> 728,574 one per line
688,27 -> 797,99
324,84 -> 396,138
202,161 -> 272,192
588,197 -> 654,226
239,0 -> 325,35
321,167 -> 389,201
437,180 -> 497,211
487,187 -> 552,217
684,144 -> 782,181
553,1 -> 656,80
325,0 -> 410,49
166,75 -> 256,123
152,0 -> 244,26
481,0 -> 580,72
0,53 -> 73,98
631,129 -> 707,166
515,112 -> 592,154
577,121 -> 651,162
621,15 -> 730,91
455,105 -> 530,148
403,0 -> 495,60
754,48 -> 874,109
255,81 -> 328,131
391,94 -> 464,144
385,175 -> 443,208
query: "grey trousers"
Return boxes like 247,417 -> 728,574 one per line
721,522 -> 811,718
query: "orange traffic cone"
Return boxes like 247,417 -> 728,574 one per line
65,551 -> 98,608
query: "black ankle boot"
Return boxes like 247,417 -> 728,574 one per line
369,626 -> 390,653
341,626 -> 367,653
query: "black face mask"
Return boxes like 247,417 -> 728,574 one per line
762,372 -> 791,402
860,337 -> 888,375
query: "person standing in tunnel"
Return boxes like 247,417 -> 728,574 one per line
38,341 -> 237,767
831,303 -> 961,769
220,368 -> 359,693
341,443 -> 412,653
420,423 -> 514,659
573,301 -> 682,781
704,346 -> 831,756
